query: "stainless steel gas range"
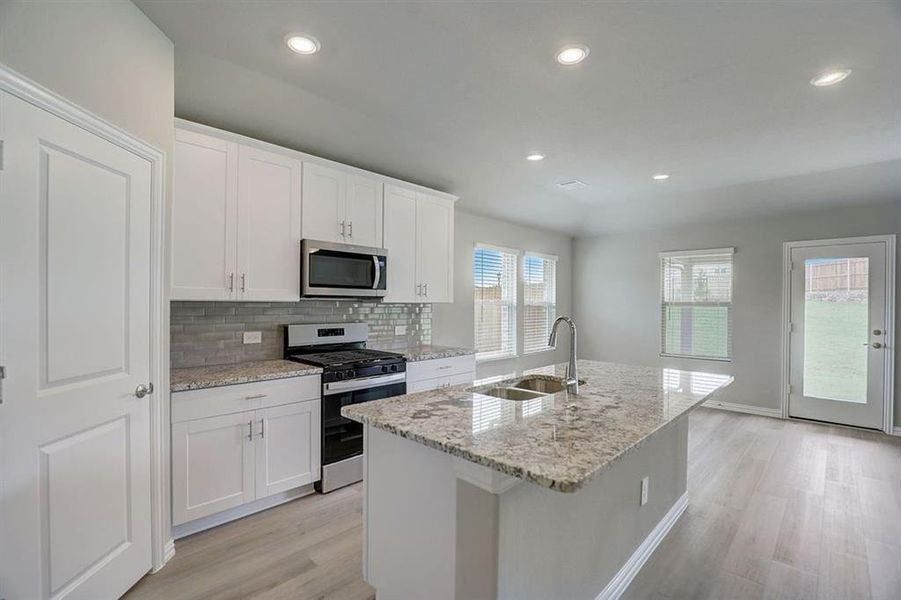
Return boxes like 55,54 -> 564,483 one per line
284,323 -> 406,493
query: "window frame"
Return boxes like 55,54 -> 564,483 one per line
522,251 -> 559,355
659,247 -> 734,362
473,243 -> 520,363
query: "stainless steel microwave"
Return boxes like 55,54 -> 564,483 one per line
301,239 -> 388,298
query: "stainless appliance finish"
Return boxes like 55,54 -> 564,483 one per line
284,323 -> 406,493
301,239 -> 388,298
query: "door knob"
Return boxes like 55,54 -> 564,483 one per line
135,383 -> 154,398
864,342 -> 883,349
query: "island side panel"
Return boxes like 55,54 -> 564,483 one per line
496,417 -> 689,600
364,425 -> 459,599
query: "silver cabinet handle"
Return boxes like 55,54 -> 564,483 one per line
348,221 -> 353,238
244,393 -> 267,400
416,283 -> 422,296
259,418 -> 265,438
227,272 -> 234,292
247,420 -> 254,441
424,283 -> 429,297
241,273 -> 246,292
135,382 -> 154,398
340,220 -> 346,237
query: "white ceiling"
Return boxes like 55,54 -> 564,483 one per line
136,1 -> 901,236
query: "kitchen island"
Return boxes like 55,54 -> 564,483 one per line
343,360 -> 732,600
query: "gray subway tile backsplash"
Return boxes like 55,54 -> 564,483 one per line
170,300 -> 432,369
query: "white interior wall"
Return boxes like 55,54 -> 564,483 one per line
573,201 -> 901,427
432,210 -> 574,380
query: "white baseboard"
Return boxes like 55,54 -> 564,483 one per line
595,492 -> 689,600
891,427 -> 901,437
152,539 -> 176,573
172,484 -> 314,539
702,400 -> 782,418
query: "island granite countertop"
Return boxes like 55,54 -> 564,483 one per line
342,360 -> 732,493
171,360 -> 322,392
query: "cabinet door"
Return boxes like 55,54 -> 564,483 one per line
172,412 -> 255,526
345,174 -> 384,247
382,185 -> 418,303
171,129 -> 238,300
236,145 -> 302,301
416,194 -> 454,303
302,162 -> 346,243
255,401 -> 321,499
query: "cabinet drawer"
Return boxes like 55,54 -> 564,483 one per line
406,355 -> 475,383
407,372 -> 474,393
173,375 -> 321,423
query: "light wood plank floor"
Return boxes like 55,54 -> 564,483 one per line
125,409 -> 901,599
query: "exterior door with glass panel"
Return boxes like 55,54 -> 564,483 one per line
788,240 -> 890,429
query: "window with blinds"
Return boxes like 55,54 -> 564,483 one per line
474,245 -> 518,361
523,253 -> 558,353
660,248 -> 734,361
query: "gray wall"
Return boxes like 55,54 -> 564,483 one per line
432,210 -> 574,379
171,301 -> 431,369
573,202 -> 901,427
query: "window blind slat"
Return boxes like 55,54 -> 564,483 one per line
660,250 -> 733,360
523,253 -> 557,354
474,246 -> 517,360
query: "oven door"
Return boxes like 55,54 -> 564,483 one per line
321,373 -> 406,466
302,239 -> 388,297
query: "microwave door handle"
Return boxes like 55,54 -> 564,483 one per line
372,256 -> 381,289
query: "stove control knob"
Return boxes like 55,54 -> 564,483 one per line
336,371 -> 345,380
390,364 -> 398,372
381,366 -> 388,373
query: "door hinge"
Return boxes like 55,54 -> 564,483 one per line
786,384 -> 793,395
0,365 -> 6,404
789,322 -> 795,333
0,139 -> 4,170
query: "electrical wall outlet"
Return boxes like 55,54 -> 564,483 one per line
243,331 -> 262,344
394,325 -> 407,336
640,476 -> 649,506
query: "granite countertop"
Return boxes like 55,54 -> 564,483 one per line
343,360 -> 732,493
171,360 -> 322,392
369,343 -> 475,362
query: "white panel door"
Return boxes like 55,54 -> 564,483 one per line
416,194 -> 454,303
788,240 -> 890,429
172,412 -> 256,525
345,174 -> 384,247
302,161 -> 346,244
171,128 -> 238,300
0,92 -> 153,599
236,145 -> 302,301
254,401 -> 321,498
383,185 -> 418,303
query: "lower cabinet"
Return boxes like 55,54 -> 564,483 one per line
405,355 -> 476,393
172,377 -> 321,526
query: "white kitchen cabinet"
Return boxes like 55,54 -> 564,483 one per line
383,185 -> 418,303
383,185 -> 455,303
237,145 -> 302,301
172,127 -> 301,301
172,412 -> 256,525
255,401 -> 321,498
171,376 -> 321,527
171,129 -> 238,300
302,162 -> 384,246
405,355 -> 475,392
301,162 -> 345,244
345,173 -> 384,247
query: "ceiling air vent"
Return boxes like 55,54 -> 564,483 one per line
556,180 -> 588,191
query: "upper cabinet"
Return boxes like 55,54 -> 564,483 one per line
172,129 -> 301,301
383,185 -> 454,303
302,163 -> 384,247
172,120 -> 455,302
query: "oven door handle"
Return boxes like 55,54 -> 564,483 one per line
372,255 -> 381,290
323,372 -> 406,395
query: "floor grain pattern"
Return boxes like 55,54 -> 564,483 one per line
125,408 -> 901,599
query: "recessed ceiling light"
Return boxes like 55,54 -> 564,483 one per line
285,33 -> 321,55
556,44 -> 589,66
526,153 -> 545,161
810,69 -> 851,87
652,173 -> 670,181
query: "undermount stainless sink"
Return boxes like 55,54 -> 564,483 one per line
511,376 -> 587,394
479,386 -> 547,401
